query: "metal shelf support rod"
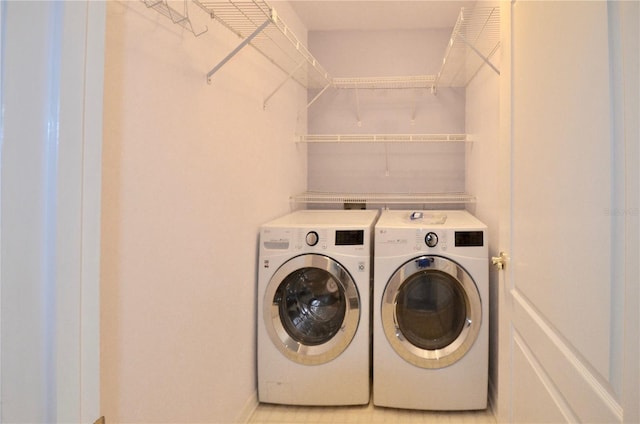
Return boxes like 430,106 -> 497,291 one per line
458,33 -> 500,76
411,89 -> 418,124
206,18 -> 271,83
305,82 -> 332,110
263,61 -> 305,109
355,86 -> 362,127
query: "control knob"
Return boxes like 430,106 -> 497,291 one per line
306,231 -> 319,246
425,232 -> 438,248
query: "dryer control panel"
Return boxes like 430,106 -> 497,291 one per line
375,210 -> 487,257
376,227 -> 486,257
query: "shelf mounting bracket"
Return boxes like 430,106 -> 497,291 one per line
297,82 -> 332,124
263,61 -> 305,110
458,33 -> 500,76
305,82 -> 332,110
354,86 -> 362,127
411,89 -> 419,125
206,18 -> 271,84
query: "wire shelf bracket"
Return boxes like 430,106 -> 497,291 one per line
206,18 -> 271,84
264,60 -> 305,109
195,0 -> 332,106
458,33 -> 500,76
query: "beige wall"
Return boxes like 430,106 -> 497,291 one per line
100,2 -> 307,422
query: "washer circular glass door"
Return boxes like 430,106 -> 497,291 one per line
264,254 -> 360,365
381,255 -> 481,369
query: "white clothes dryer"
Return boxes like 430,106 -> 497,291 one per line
373,210 -> 488,410
258,210 -> 378,406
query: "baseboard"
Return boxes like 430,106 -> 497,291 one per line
237,391 -> 259,424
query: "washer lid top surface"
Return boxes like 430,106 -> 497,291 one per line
381,255 -> 482,369
262,209 -> 379,229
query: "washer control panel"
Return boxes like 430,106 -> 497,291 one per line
276,228 -> 368,252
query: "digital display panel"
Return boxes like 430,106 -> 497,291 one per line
335,230 -> 364,246
455,231 -> 484,247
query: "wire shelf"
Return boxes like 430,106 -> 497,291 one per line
297,134 -> 468,143
291,192 -> 476,206
142,3 -> 499,91
436,6 -> 501,88
143,0 -> 208,36
332,75 -> 436,90
194,0 -> 331,88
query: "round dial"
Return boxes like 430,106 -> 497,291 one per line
425,232 -> 438,248
306,231 -> 319,246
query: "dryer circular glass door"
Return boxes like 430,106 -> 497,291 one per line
264,254 -> 360,365
381,255 -> 481,369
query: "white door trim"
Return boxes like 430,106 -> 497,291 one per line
79,2 -> 106,421
0,2 -> 105,422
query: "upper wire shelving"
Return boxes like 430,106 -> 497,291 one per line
290,192 -> 476,208
142,2 -> 499,94
435,6 -> 501,88
193,0 -> 331,91
297,134 -> 468,143
332,75 -> 436,90
328,6 -> 500,92
143,0 -> 208,36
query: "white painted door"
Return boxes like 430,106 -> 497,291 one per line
497,1 -> 639,422
0,2 -> 105,422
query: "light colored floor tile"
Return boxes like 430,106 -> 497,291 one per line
248,402 -> 496,424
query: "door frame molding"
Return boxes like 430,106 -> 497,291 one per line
0,2 -> 105,422
78,2 -> 106,421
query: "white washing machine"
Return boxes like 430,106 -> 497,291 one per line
258,209 -> 378,406
373,210 -> 488,410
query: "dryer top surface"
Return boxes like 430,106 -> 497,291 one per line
376,210 -> 486,230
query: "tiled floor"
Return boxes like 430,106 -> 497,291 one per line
249,402 -> 496,424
